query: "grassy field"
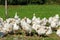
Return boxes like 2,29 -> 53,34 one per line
0,5 -> 60,40
0,5 -> 60,19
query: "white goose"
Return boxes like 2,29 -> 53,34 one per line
48,17 -> 53,23
0,17 -> 4,28
32,13 -> 36,21
14,12 -> 19,19
13,23 -> 19,31
56,27 -> 60,37
49,14 -> 59,29
3,23 -> 13,33
41,17 -> 48,26
6,18 -> 15,24
0,17 -> 3,22
32,23 -> 40,31
26,18 -> 31,24
46,27 -> 52,35
21,18 -> 32,35
32,15 -> 41,25
14,12 -> 21,26
36,26 -> 47,36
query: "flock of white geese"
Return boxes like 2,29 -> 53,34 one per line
0,13 -> 60,37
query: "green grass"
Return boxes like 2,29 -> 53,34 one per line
0,5 -> 60,19
0,5 -> 60,40
8,5 -> 60,19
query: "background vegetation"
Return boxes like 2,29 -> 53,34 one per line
0,0 -> 60,5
